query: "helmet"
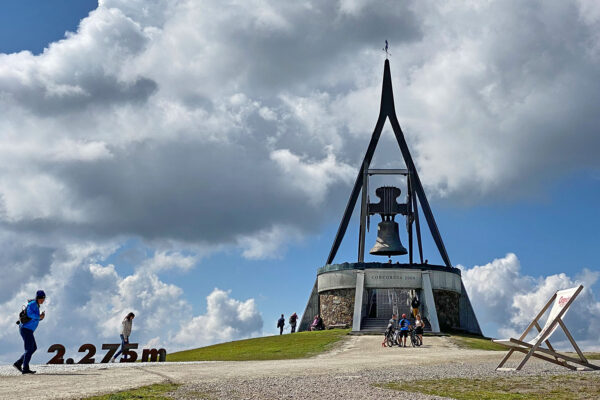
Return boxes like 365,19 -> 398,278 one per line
401,313 -> 407,318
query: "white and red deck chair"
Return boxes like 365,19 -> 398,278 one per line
493,285 -> 599,371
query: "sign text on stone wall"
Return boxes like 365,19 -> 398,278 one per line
364,270 -> 422,288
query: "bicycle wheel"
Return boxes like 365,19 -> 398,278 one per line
411,331 -> 418,347
386,334 -> 394,347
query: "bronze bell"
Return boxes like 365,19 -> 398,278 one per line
369,218 -> 408,256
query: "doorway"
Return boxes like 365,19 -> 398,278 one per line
366,288 -> 414,319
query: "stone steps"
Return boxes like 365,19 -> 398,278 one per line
360,317 -> 432,333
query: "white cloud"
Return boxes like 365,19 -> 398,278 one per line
461,253 -> 600,351
1,0 -> 600,362
338,0 -> 371,15
270,148 -> 355,206
173,288 -> 263,348
139,251 -> 197,272
237,224 -> 304,260
0,243 -> 262,362
459,253 -> 534,322
0,0 -> 598,249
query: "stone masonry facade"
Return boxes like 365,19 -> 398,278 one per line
433,289 -> 460,331
319,289 -> 355,328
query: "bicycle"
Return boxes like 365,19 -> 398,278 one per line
383,326 -> 396,347
410,327 -> 422,347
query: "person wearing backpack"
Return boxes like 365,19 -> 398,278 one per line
398,313 -> 411,347
14,290 -> 46,374
277,314 -> 285,335
289,312 -> 298,333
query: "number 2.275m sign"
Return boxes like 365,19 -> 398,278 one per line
48,343 -> 167,364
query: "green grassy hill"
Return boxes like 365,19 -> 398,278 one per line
449,334 -> 507,351
167,329 -> 350,362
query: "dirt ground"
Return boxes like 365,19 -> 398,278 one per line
0,336 -> 596,400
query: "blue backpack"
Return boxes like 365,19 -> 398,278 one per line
399,318 -> 410,330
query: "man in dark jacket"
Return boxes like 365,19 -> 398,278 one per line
277,314 -> 285,335
14,290 -> 46,374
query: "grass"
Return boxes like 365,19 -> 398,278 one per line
449,333 -> 506,351
563,352 -> 600,360
449,333 -> 600,359
167,329 -> 350,362
380,374 -> 600,400
82,383 -> 179,400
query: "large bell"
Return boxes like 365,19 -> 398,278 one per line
369,219 -> 408,256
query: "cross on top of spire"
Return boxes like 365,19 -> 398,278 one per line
383,40 -> 391,59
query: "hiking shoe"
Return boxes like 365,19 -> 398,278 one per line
12,362 -> 22,372
22,369 -> 36,374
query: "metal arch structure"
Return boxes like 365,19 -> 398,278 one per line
326,59 -> 451,267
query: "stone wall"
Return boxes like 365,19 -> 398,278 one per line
299,279 -> 320,332
319,289 -> 355,328
433,289 -> 460,331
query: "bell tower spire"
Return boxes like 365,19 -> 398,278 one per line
326,58 -> 451,267
298,53 -> 481,336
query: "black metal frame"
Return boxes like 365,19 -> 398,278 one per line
326,60 -> 451,267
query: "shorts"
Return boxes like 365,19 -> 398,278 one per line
399,330 -> 409,338
415,326 -> 423,334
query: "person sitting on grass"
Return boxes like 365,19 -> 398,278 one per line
311,315 -> 325,331
310,315 -> 319,331
316,315 -> 325,330
398,313 -> 411,347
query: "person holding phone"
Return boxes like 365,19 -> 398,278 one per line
14,290 -> 46,374
111,312 -> 135,362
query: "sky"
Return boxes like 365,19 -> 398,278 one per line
0,0 -> 599,363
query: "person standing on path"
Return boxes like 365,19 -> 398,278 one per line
414,314 -> 424,345
289,313 -> 298,333
14,290 -> 46,374
398,313 -> 411,347
382,313 -> 398,346
111,312 -> 135,362
277,314 -> 285,335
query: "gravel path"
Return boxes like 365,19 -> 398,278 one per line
174,361 -> 579,400
0,336 -> 597,400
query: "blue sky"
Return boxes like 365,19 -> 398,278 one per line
0,0 -> 599,362
0,0 -> 98,54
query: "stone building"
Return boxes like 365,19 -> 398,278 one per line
301,262 -> 480,333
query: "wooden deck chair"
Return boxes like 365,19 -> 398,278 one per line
493,285 -> 599,371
